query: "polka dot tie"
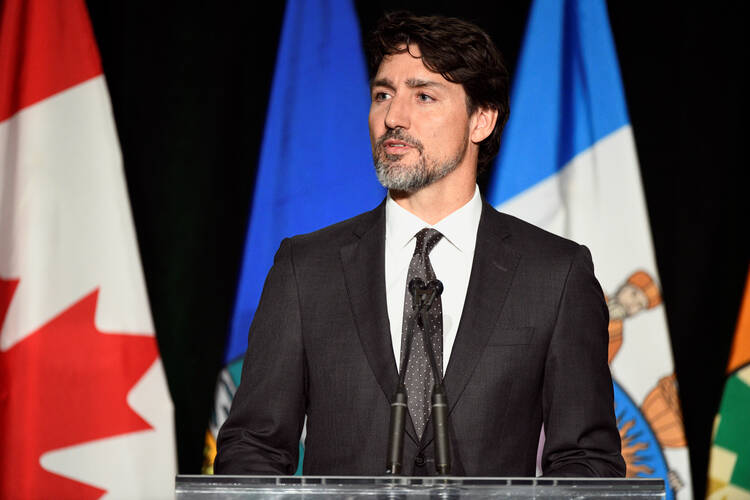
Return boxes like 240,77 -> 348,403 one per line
400,228 -> 444,439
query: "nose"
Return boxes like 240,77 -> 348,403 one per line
384,94 -> 410,130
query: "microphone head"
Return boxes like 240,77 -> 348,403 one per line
429,279 -> 444,296
408,277 -> 426,296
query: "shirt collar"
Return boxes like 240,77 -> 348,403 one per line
385,185 -> 482,254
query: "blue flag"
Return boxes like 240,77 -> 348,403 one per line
204,0 -> 384,473
488,1 -> 692,497
489,0 -> 628,204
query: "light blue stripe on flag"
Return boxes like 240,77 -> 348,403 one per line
488,0 -> 629,205
224,0 -> 385,363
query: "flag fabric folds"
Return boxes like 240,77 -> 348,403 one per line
487,1 -> 692,498
708,268 -> 750,499
0,0 -> 176,498
203,0 -> 385,473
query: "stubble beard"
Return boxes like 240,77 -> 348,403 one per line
372,129 -> 469,193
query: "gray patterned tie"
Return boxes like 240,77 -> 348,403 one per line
400,228 -> 444,439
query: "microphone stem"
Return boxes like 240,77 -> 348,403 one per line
387,281 -> 449,475
421,308 -> 442,383
387,297 -> 430,474
419,300 -> 452,476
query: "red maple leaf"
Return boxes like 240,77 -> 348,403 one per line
0,281 -> 159,499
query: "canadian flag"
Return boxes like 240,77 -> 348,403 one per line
0,1 -> 176,498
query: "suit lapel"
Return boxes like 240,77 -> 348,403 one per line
340,202 -> 419,444
443,202 -> 521,414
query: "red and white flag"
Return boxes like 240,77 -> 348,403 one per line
0,1 -> 176,498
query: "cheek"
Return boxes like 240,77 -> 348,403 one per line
369,104 -> 387,125
368,113 -> 380,142
434,110 -> 469,142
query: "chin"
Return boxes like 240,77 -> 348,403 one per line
376,168 -> 436,193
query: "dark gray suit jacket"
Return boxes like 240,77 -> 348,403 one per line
214,201 -> 625,477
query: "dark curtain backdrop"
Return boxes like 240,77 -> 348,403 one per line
86,2 -> 748,497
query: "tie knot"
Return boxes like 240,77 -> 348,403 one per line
414,228 -> 443,256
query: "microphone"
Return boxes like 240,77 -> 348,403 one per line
418,279 -> 451,475
385,386 -> 407,475
408,277 -> 428,308
385,277 -> 442,475
408,277 -> 426,296
425,279 -> 443,309
431,385 -> 451,475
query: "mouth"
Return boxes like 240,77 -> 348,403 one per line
382,139 -> 415,155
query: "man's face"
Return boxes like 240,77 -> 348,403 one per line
369,46 -> 473,192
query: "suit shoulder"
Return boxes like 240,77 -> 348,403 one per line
490,207 -> 581,255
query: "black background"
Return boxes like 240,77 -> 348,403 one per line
85,2 -> 748,497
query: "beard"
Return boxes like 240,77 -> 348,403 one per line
372,128 -> 468,193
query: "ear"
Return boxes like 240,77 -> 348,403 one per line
469,106 -> 499,144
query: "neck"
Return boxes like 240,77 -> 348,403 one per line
390,164 -> 477,225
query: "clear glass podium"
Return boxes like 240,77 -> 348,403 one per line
175,476 -> 665,499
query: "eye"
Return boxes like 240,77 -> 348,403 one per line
373,91 -> 391,102
417,93 -> 435,102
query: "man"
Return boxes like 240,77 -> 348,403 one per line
215,12 -> 625,477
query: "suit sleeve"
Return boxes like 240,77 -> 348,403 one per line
214,238 -> 306,475
541,245 -> 626,477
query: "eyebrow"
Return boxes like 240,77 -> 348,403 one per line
371,77 -> 447,91
405,78 -> 446,90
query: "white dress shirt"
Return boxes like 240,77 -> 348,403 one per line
384,185 -> 482,374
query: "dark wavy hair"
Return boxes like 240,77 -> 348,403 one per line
366,11 -> 510,172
